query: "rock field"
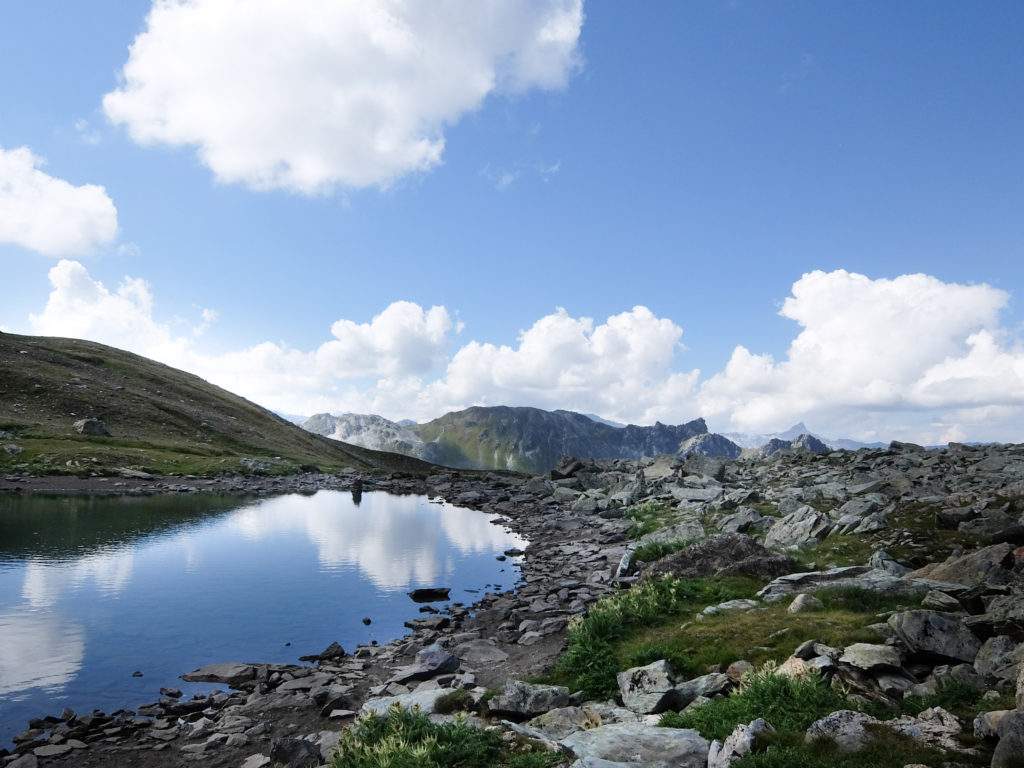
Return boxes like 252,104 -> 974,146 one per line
3,439 -> 1024,767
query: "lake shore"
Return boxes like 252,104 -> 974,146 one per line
1,470 -> 631,768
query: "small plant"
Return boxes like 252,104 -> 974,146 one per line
433,688 -> 474,715
626,501 -> 677,539
659,664 -> 850,742
330,705 -> 561,768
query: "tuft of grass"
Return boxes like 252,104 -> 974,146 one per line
660,665 -> 849,742
632,539 -> 691,564
625,501 -> 679,539
549,575 -> 759,699
330,705 -> 562,768
433,688 -> 475,715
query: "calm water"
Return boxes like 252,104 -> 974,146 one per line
0,490 -> 526,743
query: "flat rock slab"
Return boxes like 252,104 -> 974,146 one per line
181,662 -> 258,687
455,638 -> 510,665
360,688 -> 450,716
562,722 -> 709,768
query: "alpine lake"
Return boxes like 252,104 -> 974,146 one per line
0,489 -> 527,744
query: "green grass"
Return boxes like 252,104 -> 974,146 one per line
329,705 -> 563,768
659,666 -> 849,741
548,579 -> 923,702
549,575 -> 760,698
660,668 -> 988,768
625,501 -> 680,539
631,539 -> 694,564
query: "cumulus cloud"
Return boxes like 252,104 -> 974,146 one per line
419,306 -> 699,422
103,0 -> 583,193
697,270 -> 1024,440
0,146 -> 118,256
21,262 -> 1024,442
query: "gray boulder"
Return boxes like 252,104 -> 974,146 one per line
758,566 -> 966,603
888,610 -> 981,664
561,721 -> 709,768
763,506 -> 833,549
488,680 -> 570,720
181,662 -> 258,688
805,710 -> 878,751
974,636 -> 1024,684
388,642 -> 459,684
708,718 -> 774,768
73,417 -> 110,436
907,543 -> 1016,587
992,710 -> 1024,768
617,660 -> 679,714
838,643 -> 903,671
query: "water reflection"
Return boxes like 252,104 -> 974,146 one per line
227,492 -> 524,589
0,490 -> 524,742
0,608 -> 85,696
22,549 -> 136,607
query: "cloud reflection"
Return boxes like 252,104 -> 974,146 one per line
21,549 -> 135,608
0,608 -> 85,696
228,492 -> 525,590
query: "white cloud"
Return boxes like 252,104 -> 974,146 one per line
0,146 -> 118,256
103,0 -> 583,193
21,262 -> 1024,443
697,270 -> 1023,439
419,306 -> 699,423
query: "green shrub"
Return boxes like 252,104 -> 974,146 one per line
330,705 -> 561,768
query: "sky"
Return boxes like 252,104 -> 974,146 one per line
2,0 -> 1024,446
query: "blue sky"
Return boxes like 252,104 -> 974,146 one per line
2,0 -> 1023,444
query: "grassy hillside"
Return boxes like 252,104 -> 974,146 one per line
0,332 -> 432,477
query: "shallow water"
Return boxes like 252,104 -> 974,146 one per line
0,490 -> 525,743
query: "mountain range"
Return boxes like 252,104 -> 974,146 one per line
301,407 -> 845,474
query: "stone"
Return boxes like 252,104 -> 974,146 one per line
838,643 -> 903,671
32,744 -> 72,757
908,543 -> 1015,586
408,587 -> 451,602
868,549 -> 910,575
641,534 -> 797,582
787,594 -> 823,614
525,706 -> 603,739
674,673 -> 733,708
974,709 -> 1009,739
360,688 -> 450,716
805,710 -> 879,751
888,610 -> 981,663
992,710 -> 1024,768
488,680 -> 571,720
888,706 -> 964,752
617,660 -> 680,714
758,566 -> 965,603
974,636 -> 1024,684
763,506 -> 833,549
388,642 -> 460,683
73,417 -> 110,436
561,721 -> 709,767
240,755 -> 271,768
269,737 -> 320,768
708,718 -> 774,768
181,662 -> 258,688
7,756 -> 39,768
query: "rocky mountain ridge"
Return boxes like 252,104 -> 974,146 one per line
301,406 -> 839,474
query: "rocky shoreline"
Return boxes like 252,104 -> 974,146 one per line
1,469 -> 633,768
4,439 -> 1024,767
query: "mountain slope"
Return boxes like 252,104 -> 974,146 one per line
0,332 -> 432,476
305,406 -> 729,474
